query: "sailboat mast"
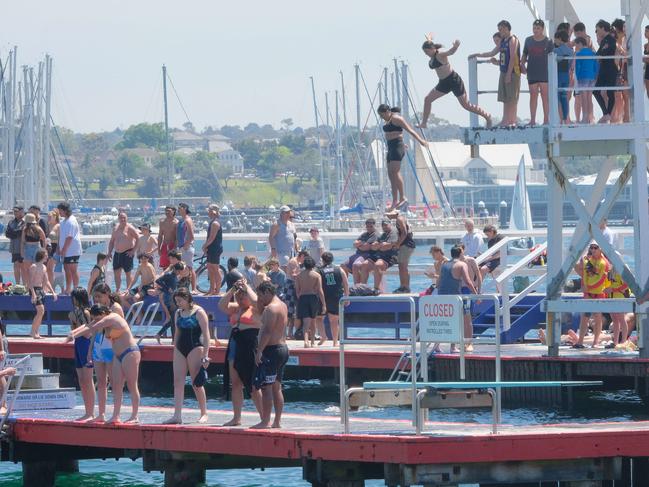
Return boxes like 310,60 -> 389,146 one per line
354,64 -> 361,136
309,77 -> 326,216
162,65 -> 172,204
335,90 -> 342,209
325,92 -> 333,217
383,67 -> 388,104
393,59 -> 401,108
43,55 -> 52,210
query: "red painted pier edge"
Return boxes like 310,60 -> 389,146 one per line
10,417 -> 649,465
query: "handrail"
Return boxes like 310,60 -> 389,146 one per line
496,243 -> 546,284
0,354 -> 30,437
339,295 -> 418,430
135,302 -> 161,346
475,236 -> 511,267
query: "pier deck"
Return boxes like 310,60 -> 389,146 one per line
3,405 -> 649,486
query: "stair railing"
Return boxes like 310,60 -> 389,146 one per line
0,355 -> 31,437
495,243 -> 548,334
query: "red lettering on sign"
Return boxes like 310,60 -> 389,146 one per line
423,303 -> 455,317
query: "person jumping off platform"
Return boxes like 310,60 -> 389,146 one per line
418,35 -> 492,129
377,104 -> 427,211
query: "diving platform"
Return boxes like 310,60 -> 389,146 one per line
3,404 -> 649,486
464,123 -> 647,157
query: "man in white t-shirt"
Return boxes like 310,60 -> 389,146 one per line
599,218 -> 617,250
460,219 -> 483,257
56,202 -> 83,294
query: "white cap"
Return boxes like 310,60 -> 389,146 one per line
279,205 -> 291,213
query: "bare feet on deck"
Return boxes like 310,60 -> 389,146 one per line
75,414 -> 95,422
154,334 -> 162,345
222,418 -> 241,427
197,414 -> 208,424
538,328 -> 546,344
416,122 -> 427,129
124,416 -> 139,424
465,344 -> 474,353
106,415 -> 121,424
271,421 -> 281,429
31,335 -> 42,339
162,416 -> 182,425
90,414 -> 105,423
317,338 -> 327,346
249,421 -> 271,429
304,342 -> 311,348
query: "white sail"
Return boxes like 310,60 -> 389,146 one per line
509,155 -> 533,233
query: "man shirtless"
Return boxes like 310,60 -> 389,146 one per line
108,211 -> 139,292
283,249 -> 308,338
134,224 -> 158,262
457,244 -> 482,352
295,256 -> 327,348
158,206 -> 178,270
121,254 -> 156,312
251,281 -> 289,429
177,203 -> 196,291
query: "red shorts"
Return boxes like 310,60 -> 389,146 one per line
159,242 -> 174,269
584,292 -> 607,299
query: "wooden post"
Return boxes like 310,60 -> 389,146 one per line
22,461 -> 56,487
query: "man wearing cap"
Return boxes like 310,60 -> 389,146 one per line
305,227 -> 325,265
108,211 -> 139,292
268,206 -> 297,271
158,206 -> 178,270
57,202 -> 83,294
202,204 -> 223,294
176,202 -> 196,291
341,218 -> 379,285
4,206 -> 25,284
134,223 -> 158,264
364,219 -> 399,291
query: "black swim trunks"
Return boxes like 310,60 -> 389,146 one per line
63,255 -> 80,264
32,286 -> 45,307
386,138 -> 405,162
297,294 -> 321,319
11,253 -> 23,264
253,344 -> 289,389
435,71 -> 466,97
113,250 -> 134,272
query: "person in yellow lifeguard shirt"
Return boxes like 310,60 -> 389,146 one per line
604,269 -> 631,348
572,243 -> 611,349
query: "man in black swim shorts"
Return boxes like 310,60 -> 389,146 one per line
251,281 -> 290,429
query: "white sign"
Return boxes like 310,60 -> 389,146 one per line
418,295 -> 464,343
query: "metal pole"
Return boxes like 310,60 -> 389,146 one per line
325,91 -> 333,217
162,65 -> 172,205
628,0 -> 649,357
393,59 -> 401,108
383,67 -> 388,104
354,64 -> 361,136
44,55 -> 52,209
335,90 -> 342,209
1,61 -> 8,209
468,56 -> 479,128
340,71 -> 348,127
24,66 -> 34,205
309,77 -> 327,216
400,61 -> 410,121
35,62 -> 44,208
390,72 -> 395,106
8,48 -> 16,206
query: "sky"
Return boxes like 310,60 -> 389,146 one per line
4,1 -> 623,133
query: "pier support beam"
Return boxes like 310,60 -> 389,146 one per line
163,460 -> 206,487
22,461 -> 56,487
303,459 -> 382,487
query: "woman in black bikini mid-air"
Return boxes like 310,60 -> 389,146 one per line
377,104 -> 428,210
418,34 -> 492,129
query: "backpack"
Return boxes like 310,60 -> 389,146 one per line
349,284 -> 380,296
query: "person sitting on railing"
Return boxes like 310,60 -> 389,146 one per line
417,34 -> 492,129
119,253 -> 156,317
593,20 -> 618,124
554,30 -> 574,124
470,20 -> 521,127
364,219 -> 399,293
341,218 -> 378,285
479,225 -> 505,279
574,37 -> 598,124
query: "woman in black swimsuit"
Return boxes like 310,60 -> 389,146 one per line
377,104 -> 428,210
418,35 -> 492,129
163,288 -> 211,425
644,25 -> 649,99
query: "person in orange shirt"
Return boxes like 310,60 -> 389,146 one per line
572,243 -> 610,349
604,269 -> 631,348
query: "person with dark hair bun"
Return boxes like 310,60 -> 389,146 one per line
163,287 -> 212,424
418,34 -> 492,129
377,104 -> 427,211
594,19 -> 618,123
